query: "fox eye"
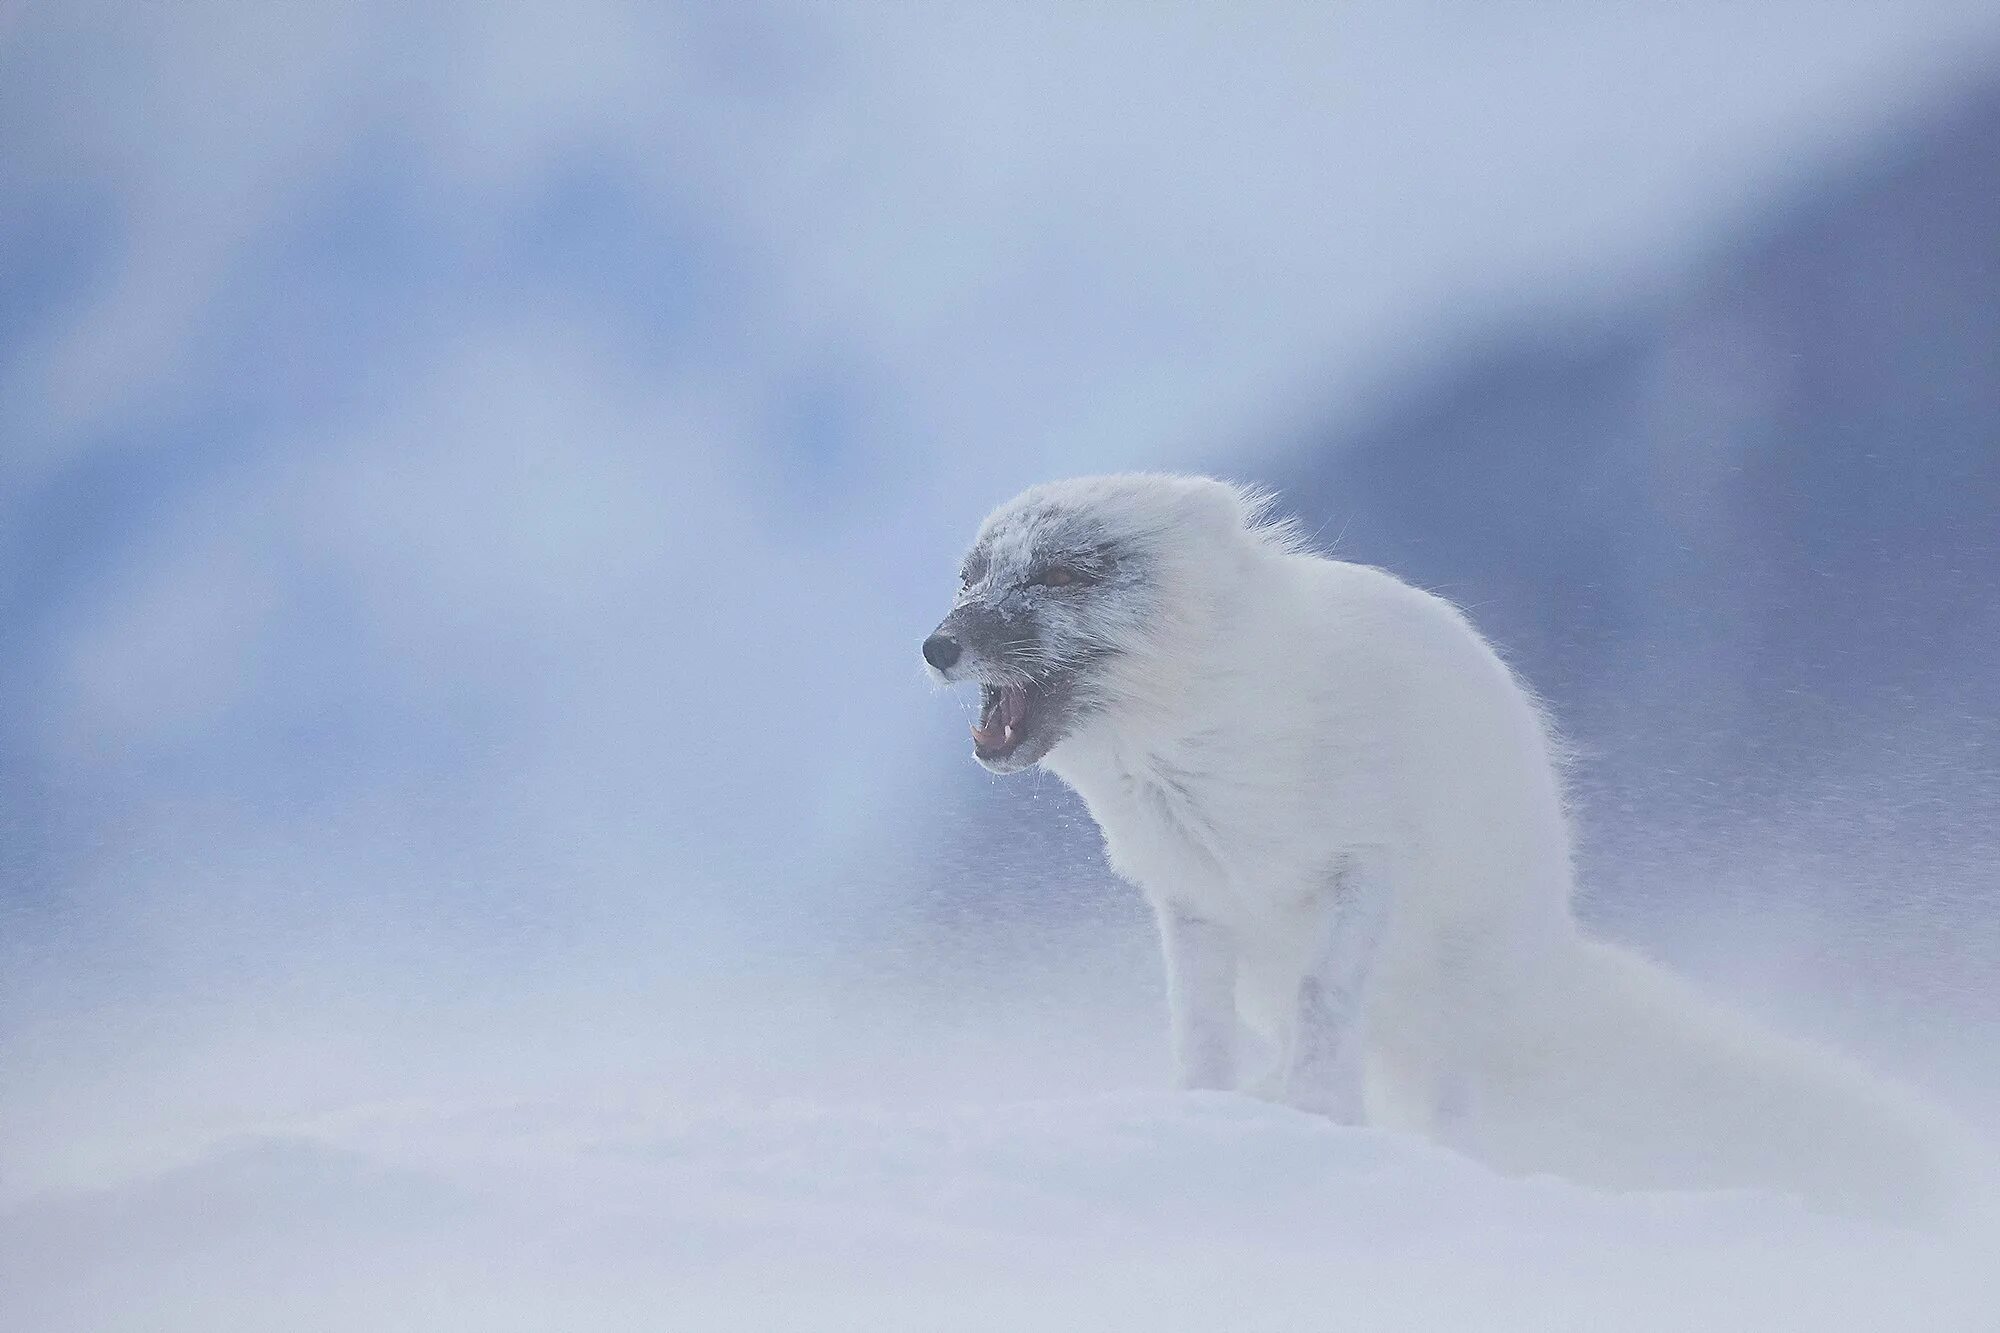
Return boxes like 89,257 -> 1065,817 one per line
1032,565 -> 1079,588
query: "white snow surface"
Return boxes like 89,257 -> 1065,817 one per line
5,1089 -> 1993,1333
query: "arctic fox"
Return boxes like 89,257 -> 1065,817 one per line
922,473 -> 1985,1224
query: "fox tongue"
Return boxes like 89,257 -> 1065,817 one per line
971,685 -> 1028,749
970,718 -> 1002,750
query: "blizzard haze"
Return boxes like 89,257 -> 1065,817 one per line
4,3 -> 2000,1329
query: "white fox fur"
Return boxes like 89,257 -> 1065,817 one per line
936,473 -> 1989,1225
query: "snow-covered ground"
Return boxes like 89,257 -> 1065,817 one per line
5,1088 -> 1993,1333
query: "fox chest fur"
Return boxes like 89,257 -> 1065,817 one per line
1050,723 -> 1378,936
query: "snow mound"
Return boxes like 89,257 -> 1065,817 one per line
4,1092 -> 1992,1332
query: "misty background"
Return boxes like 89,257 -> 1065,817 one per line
4,0 -> 1999,1296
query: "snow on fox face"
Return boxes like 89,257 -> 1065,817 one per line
923,475 -> 1243,772
924,491 -> 1144,771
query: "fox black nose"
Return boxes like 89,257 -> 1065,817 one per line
922,632 -> 962,670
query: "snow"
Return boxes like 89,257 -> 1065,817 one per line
5,1090 -> 1992,1333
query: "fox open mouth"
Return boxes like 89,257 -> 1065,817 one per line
972,683 -> 1035,761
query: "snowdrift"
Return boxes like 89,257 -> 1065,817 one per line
3,1091 -> 1993,1332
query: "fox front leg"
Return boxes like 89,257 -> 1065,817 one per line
1283,854 -> 1391,1124
1157,905 -> 1238,1091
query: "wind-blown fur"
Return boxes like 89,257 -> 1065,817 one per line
929,473 -> 1989,1224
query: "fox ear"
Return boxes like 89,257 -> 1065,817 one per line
1176,477 -> 1253,534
